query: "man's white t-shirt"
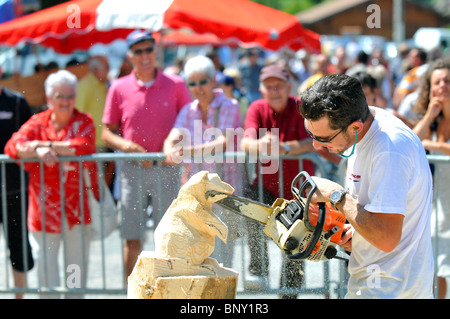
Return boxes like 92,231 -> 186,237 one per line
345,107 -> 434,298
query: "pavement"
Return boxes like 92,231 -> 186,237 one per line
0,225 -> 348,299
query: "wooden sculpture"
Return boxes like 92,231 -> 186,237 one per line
128,171 -> 239,299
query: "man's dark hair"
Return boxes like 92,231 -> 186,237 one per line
299,74 -> 370,130
352,72 -> 377,91
416,48 -> 427,64
356,50 -> 369,65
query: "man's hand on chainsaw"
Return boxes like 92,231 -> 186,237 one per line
309,176 -> 344,204
338,224 -> 354,252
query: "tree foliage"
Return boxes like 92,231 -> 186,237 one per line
39,0 -> 443,15
251,0 -> 330,14
39,0 -> 327,12
251,0 -> 442,15
39,0 -> 68,10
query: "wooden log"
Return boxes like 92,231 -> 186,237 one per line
127,251 -> 238,299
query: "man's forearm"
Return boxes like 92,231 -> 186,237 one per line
102,126 -> 130,152
287,138 -> 314,155
335,194 -> 404,253
241,137 -> 259,154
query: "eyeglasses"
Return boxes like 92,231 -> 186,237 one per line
53,93 -> 75,101
187,78 -> 210,87
262,83 -> 287,92
305,125 -> 346,145
133,47 -> 154,55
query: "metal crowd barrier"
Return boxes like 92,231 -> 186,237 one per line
1,152 -> 442,298
426,155 -> 450,298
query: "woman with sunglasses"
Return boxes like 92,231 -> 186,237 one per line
163,55 -> 242,267
5,70 -> 98,298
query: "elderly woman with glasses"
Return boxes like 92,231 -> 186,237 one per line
5,69 -> 98,298
163,55 -> 243,267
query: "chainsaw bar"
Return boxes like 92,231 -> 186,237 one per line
206,190 -> 274,224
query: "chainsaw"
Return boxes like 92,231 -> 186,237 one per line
206,171 -> 349,262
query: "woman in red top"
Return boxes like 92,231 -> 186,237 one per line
5,70 -> 98,298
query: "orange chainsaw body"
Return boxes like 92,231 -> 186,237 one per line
308,203 -> 346,244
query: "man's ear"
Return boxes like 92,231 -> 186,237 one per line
286,81 -> 292,92
351,120 -> 364,135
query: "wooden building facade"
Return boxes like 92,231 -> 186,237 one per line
296,0 -> 449,41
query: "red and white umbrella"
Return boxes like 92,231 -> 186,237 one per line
0,0 -> 321,54
156,30 -> 239,48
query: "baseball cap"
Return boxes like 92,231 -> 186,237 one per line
127,30 -> 155,48
260,64 -> 289,82
216,73 -> 235,86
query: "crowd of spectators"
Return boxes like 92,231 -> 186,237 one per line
1,29 -> 449,298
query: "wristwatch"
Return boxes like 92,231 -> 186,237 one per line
283,143 -> 291,155
330,189 -> 347,210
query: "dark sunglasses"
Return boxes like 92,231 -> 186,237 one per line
53,93 -> 76,100
133,47 -> 154,55
305,125 -> 346,145
187,78 -> 210,87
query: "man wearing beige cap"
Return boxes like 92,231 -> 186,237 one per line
241,64 -> 316,298
102,30 -> 192,278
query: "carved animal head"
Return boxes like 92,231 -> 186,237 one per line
154,171 -> 235,265
178,170 -> 235,206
